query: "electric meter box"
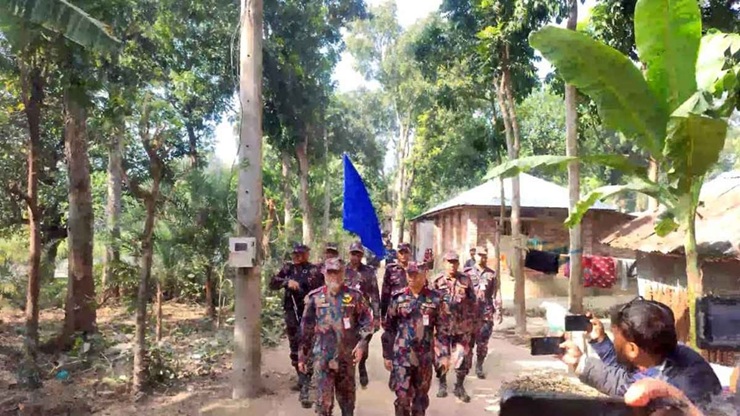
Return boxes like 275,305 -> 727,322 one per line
228,237 -> 257,268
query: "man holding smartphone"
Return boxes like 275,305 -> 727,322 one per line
557,298 -> 721,408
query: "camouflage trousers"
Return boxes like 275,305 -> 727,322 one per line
389,364 -> 433,416
474,320 -> 494,360
446,333 -> 473,378
314,360 -> 356,416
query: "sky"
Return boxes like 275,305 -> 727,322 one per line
213,0 -> 596,164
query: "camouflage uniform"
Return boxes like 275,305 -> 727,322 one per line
380,243 -> 413,319
431,251 -> 477,402
345,242 -> 381,387
464,247 -> 498,378
382,265 -> 450,416
269,244 -> 324,404
299,261 -> 373,416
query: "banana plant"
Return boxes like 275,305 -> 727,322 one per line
1,0 -> 119,52
485,0 -> 740,347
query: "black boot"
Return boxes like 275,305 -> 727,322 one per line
454,376 -> 471,403
436,374 -> 448,398
359,361 -> 369,388
291,366 -> 301,391
475,357 -> 485,379
341,406 -> 354,416
299,373 -> 312,408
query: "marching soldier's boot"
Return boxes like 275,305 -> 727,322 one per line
436,374 -> 448,398
291,365 -> 301,391
340,406 -> 354,416
298,373 -> 312,408
475,357 -> 485,379
453,375 -> 471,403
394,405 -> 410,416
358,361 -> 369,388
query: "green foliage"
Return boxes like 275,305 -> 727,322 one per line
634,0 -> 701,113
530,27 -> 668,156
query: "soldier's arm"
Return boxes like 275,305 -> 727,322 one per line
380,298 -> 399,361
434,301 -> 451,361
493,271 -> 503,310
355,297 -> 373,352
268,264 -> 290,290
298,295 -> 317,366
367,271 -> 381,325
379,267 -> 392,318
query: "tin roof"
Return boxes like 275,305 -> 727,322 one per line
602,171 -> 740,258
413,173 -> 614,220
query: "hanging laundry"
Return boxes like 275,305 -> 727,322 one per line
615,258 -> 636,290
583,256 -> 616,288
524,250 -> 560,274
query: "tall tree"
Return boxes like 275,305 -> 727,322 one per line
346,2 -> 429,245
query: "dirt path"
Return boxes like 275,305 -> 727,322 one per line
197,319 -> 564,416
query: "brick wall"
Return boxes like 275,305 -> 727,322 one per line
585,210 -> 636,259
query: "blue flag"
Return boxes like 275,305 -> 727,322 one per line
342,154 -> 386,257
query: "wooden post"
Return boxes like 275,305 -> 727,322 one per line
233,0 -> 263,399
565,0 -> 583,315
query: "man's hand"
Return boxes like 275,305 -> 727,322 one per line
624,378 -> 701,415
384,359 -> 392,371
287,279 -> 300,291
558,340 -> 583,371
438,357 -> 450,374
586,312 -> 606,343
352,346 -> 363,364
298,362 -> 307,373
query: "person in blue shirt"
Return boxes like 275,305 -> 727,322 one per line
558,297 -> 721,409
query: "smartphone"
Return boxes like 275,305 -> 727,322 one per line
530,336 -> 565,356
565,315 -> 591,331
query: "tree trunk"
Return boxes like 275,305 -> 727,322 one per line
281,151 -> 294,242
19,61 -> 44,388
495,173 -> 504,282
565,0 -> 583,315
391,123 -> 410,247
323,131 -> 330,236
205,264 -> 216,320
63,86 -> 97,343
102,126 -> 123,299
132,188 -> 159,393
684,202 -> 702,349
296,137 -> 313,245
234,0 -> 263,399
156,279 -> 163,342
647,158 -> 659,211
500,49 -> 526,335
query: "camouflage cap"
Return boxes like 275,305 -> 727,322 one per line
292,243 -> 310,253
325,242 -> 339,252
349,242 -> 364,253
406,261 -> 422,274
444,251 -> 460,262
475,246 -> 488,255
398,242 -> 411,252
324,257 -> 343,271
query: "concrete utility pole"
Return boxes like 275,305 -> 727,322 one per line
233,0 -> 263,399
565,0 -> 583,314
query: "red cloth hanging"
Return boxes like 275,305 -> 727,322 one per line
583,256 -> 616,288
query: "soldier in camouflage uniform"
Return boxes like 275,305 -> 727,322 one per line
299,258 -> 373,416
381,243 -> 413,319
269,243 -> 325,407
464,246 -> 503,379
325,242 -> 340,260
431,251 -> 477,402
382,262 -> 451,416
345,241 -> 381,388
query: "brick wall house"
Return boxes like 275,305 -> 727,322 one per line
410,173 -> 635,299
